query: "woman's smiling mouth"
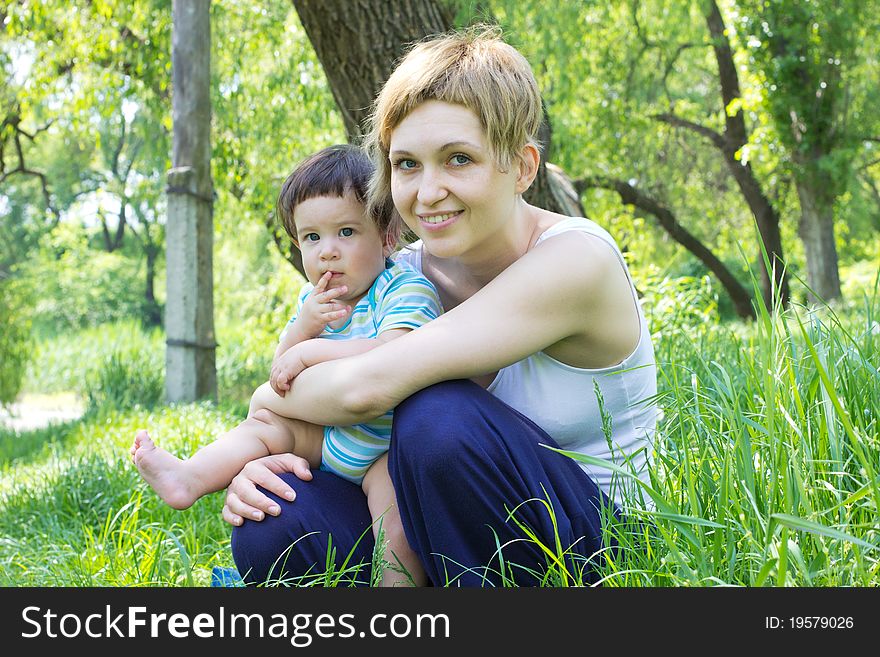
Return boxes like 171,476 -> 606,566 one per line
418,210 -> 462,229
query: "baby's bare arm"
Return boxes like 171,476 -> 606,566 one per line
270,329 -> 410,396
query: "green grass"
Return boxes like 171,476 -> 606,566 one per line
0,404 -> 240,586
2,275 -> 878,587
590,277 -> 880,587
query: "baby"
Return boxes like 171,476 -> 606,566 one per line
131,144 -> 442,586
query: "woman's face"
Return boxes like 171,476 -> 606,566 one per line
388,100 -> 521,260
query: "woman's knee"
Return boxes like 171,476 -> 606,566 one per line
391,380 -> 488,469
397,380 -> 479,416
232,471 -> 374,584
230,472 -> 317,573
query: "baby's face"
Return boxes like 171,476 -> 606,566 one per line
293,193 -> 388,306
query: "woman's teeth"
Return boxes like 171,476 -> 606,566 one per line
422,212 -> 458,224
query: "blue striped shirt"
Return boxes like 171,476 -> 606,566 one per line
287,260 -> 443,484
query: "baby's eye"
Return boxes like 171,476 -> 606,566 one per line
339,227 -> 354,237
449,153 -> 471,166
303,233 -> 320,242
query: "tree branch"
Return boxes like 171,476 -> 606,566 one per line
661,42 -> 704,92
0,166 -> 60,224
651,112 -> 726,149
576,175 -> 755,319
704,0 -> 748,145
630,1 -> 659,50
14,122 -> 53,142
109,118 -> 126,179
0,113 -> 60,223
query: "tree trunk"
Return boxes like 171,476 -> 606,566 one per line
796,177 -> 842,303
705,0 -> 788,308
291,0 -> 583,218
99,205 -> 126,252
292,0 -> 455,143
100,212 -> 114,252
720,146 -> 788,308
113,202 -> 126,250
165,0 -> 216,402
144,243 -> 162,327
747,1 -> 848,307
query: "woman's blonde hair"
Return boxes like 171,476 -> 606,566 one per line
364,25 -> 542,220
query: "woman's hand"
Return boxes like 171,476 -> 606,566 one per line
222,453 -> 313,526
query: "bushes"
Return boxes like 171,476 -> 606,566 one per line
23,223 -> 157,334
85,348 -> 165,413
0,273 -> 34,405
25,320 -> 165,412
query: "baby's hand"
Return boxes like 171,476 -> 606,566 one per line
270,347 -> 308,397
294,271 -> 351,338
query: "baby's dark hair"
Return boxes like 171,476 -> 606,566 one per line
276,144 -> 398,244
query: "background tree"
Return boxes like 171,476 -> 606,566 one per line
651,0 -> 790,310
1,0 -> 172,326
735,0 -> 880,303
489,0 -> 766,318
490,0 -> 879,315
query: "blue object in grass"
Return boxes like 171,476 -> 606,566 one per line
211,566 -> 245,587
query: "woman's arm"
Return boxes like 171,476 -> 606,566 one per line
278,233 -> 633,425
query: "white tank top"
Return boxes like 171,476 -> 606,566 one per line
395,217 -> 659,508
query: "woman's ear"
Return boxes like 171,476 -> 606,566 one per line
382,212 -> 404,257
382,229 -> 397,258
515,143 -> 540,194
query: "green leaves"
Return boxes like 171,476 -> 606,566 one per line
0,273 -> 34,405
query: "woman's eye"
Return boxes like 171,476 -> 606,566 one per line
450,153 -> 471,166
340,227 -> 354,237
394,158 -> 417,170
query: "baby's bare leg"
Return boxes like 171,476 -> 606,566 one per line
249,381 -> 292,418
362,454 -> 427,587
131,406 -> 324,510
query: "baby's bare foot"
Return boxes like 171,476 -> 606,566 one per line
131,430 -> 199,510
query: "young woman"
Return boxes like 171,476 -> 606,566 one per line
224,27 -> 659,587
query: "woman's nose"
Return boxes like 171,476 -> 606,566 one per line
416,168 -> 448,206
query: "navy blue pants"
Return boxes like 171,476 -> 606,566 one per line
231,380 -> 616,586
